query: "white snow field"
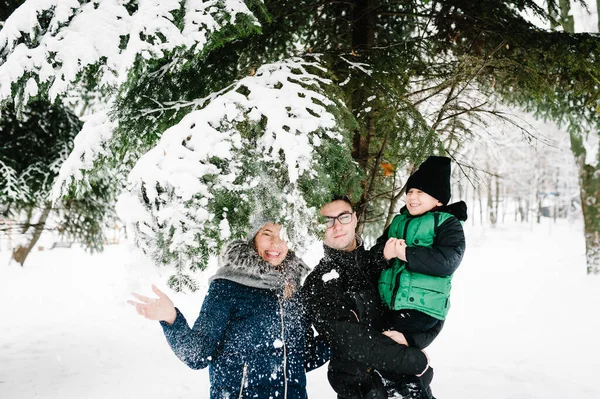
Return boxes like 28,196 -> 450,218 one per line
1,219 -> 599,399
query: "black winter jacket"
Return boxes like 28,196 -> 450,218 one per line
301,239 -> 429,378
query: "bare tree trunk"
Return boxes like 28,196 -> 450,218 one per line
12,204 -> 52,266
579,162 -> 600,274
21,207 -> 34,234
472,183 -> 477,226
536,194 -> 542,224
501,188 -> 507,224
517,197 -> 526,222
478,187 -> 484,225
350,0 -> 378,234
488,176 -> 496,226
549,0 -> 575,31
495,176 -> 501,224
355,118 -> 374,234
558,1 -> 600,274
535,172 -> 542,224
559,0 -> 575,32
598,0 -> 600,32
570,145 -> 600,274
554,174 -> 559,224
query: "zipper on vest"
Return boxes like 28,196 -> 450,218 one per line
238,363 -> 248,399
277,295 -> 288,399
391,218 -> 412,306
402,217 -> 412,241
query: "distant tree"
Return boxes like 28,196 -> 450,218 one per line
511,0 -> 600,273
0,100 -> 117,265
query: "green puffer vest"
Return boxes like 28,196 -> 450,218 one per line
378,211 -> 454,320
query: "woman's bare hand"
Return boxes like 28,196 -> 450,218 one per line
128,284 -> 177,324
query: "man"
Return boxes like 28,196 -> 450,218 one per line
302,197 -> 435,399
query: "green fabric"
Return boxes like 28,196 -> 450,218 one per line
378,211 -> 454,320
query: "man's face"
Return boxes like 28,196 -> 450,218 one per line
320,200 -> 357,251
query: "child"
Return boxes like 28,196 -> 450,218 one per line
379,155 -> 467,398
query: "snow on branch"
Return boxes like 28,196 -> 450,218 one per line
0,0 -> 261,105
0,160 -> 29,204
51,110 -> 117,202
116,57 -> 355,291
582,130 -> 600,168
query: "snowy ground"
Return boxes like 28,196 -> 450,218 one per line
1,218 -> 599,399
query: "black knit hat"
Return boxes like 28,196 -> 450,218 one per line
405,156 -> 451,205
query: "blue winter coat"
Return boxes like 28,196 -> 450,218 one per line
160,241 -> 329,399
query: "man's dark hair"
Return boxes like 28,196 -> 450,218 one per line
330,195 -> 354,211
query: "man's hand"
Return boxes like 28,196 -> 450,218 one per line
382,330 -> 408,346
383,330 -> 431,377
128,284 -> 177,324
416,349 -> 430,377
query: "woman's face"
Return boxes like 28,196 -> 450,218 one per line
254,223 -> 289,267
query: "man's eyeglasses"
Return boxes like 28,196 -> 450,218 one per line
323,212 -> 353,228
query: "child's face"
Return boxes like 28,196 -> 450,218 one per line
406,189 -> 443,216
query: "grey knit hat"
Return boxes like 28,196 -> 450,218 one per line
246,214 -> 273,243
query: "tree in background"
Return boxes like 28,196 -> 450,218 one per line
1,0 -> 364,289
0,100 -> 117,265
452,107 -> 579,227
556,0 -> 600,274
2,0 -> 600,284
409,0 -> 600,273
518,0 -> 600,274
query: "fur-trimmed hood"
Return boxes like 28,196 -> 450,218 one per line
210,240 -> 310,294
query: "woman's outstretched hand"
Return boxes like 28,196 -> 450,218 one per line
128,284 -> 177,325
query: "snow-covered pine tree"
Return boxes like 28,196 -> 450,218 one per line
115,58 -> 360,291
4,0 -> 600,281
0,100 -> 116,265
1,1 -> 363,288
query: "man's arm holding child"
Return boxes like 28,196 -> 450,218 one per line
301,272 -> 429,376
402,320 -> 445,349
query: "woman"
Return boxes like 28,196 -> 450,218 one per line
129,221 -> 328,398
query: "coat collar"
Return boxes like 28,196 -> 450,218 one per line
322,236 -> 364,262
210,240 -> 310,293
